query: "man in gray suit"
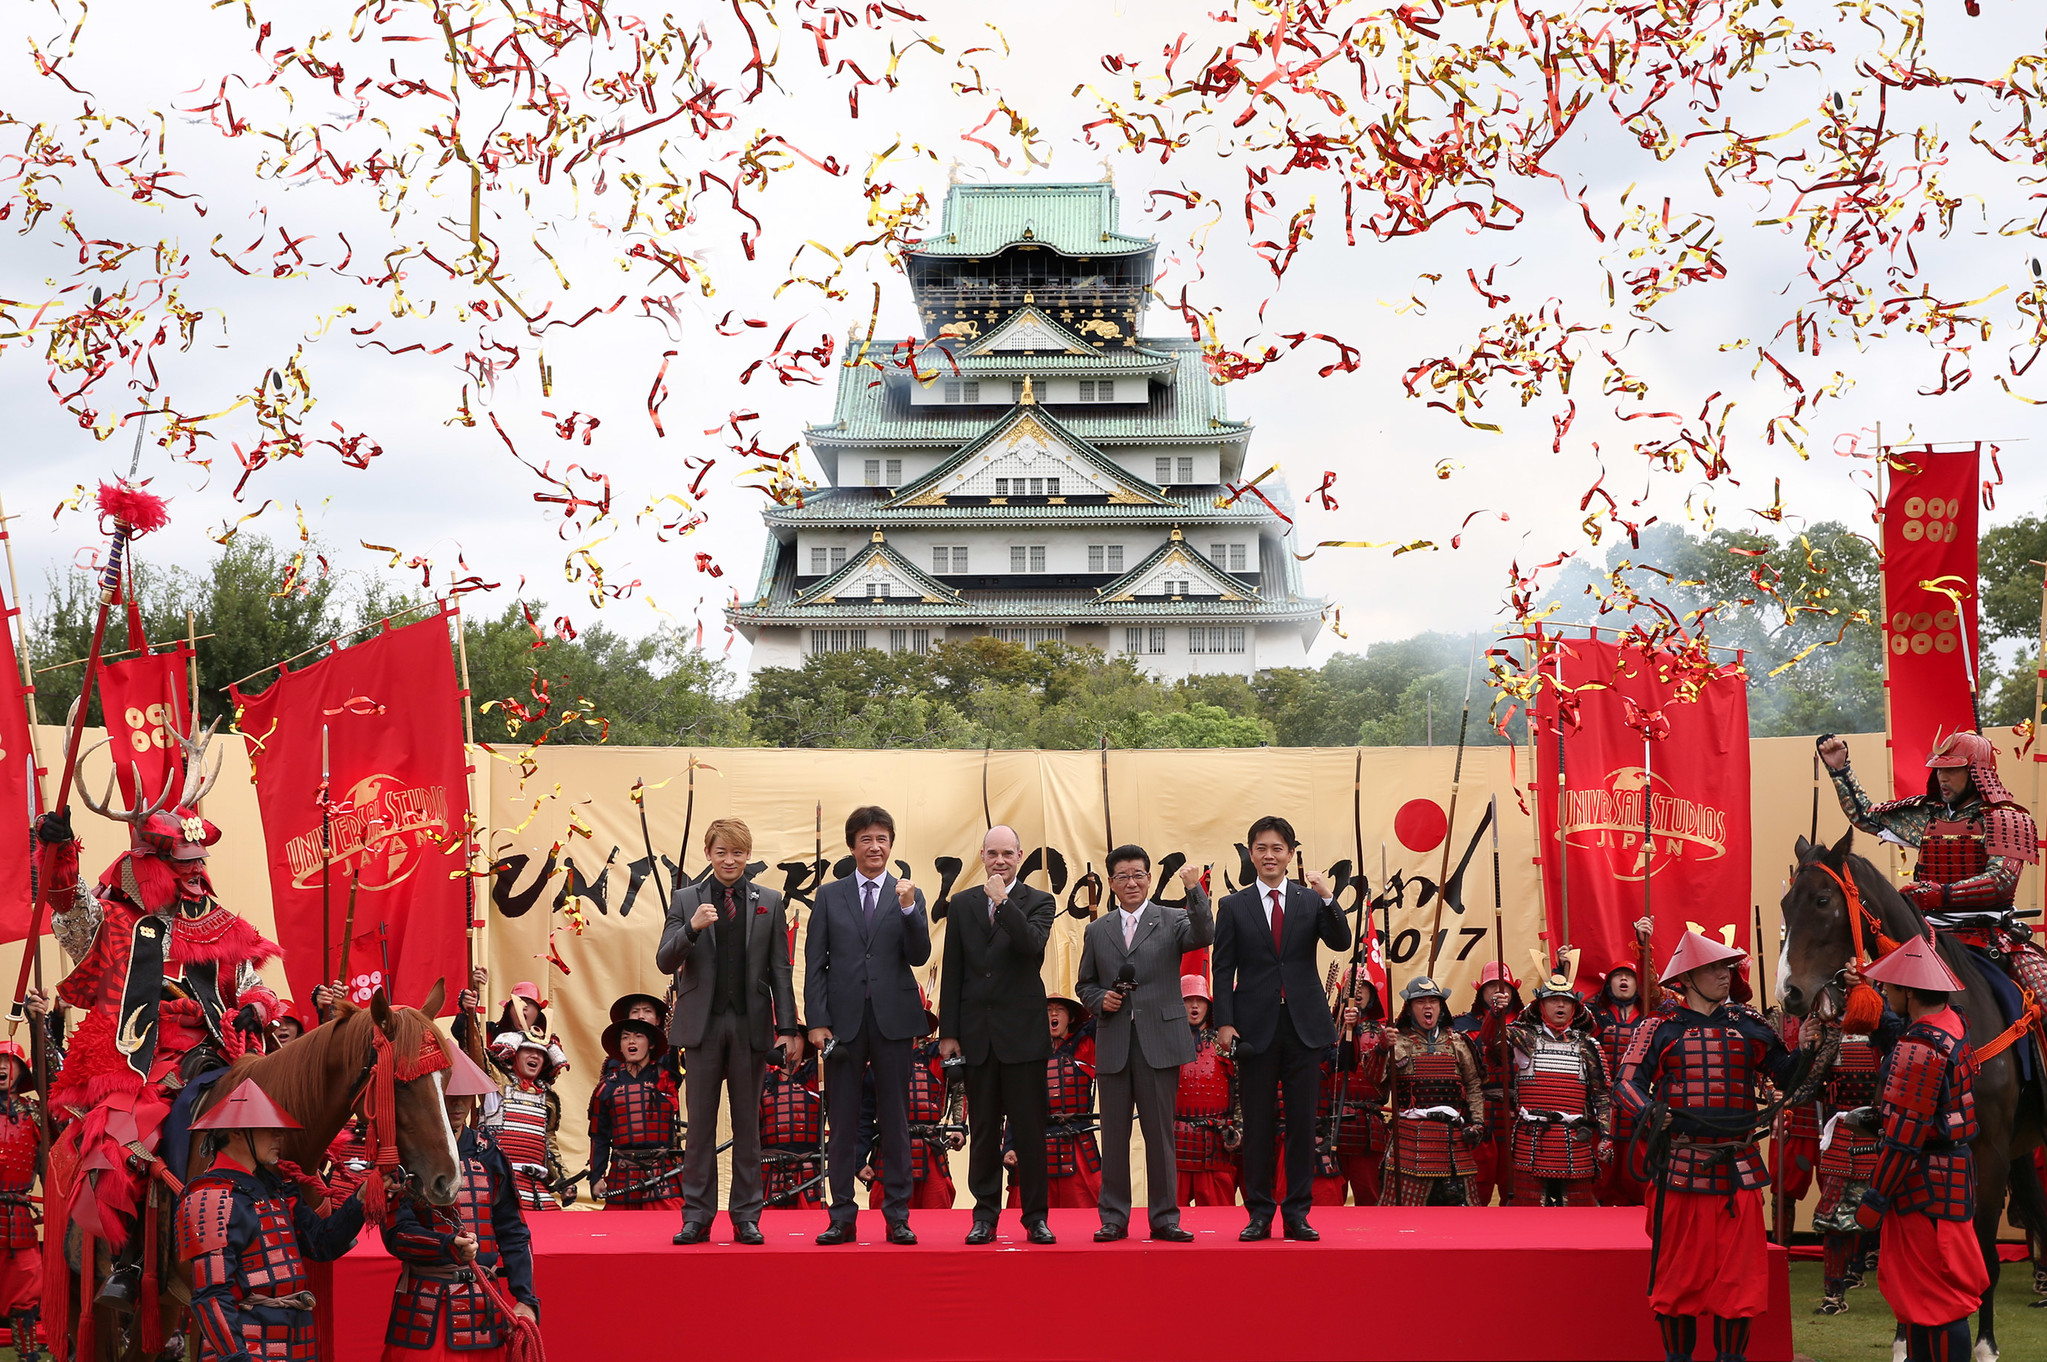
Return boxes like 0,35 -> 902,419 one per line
655,817 -> 802,1245
804,805 -> 931,1245
1078,843 -> 1213,1243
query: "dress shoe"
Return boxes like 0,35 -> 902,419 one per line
1025,1220 -> 1056,1245
965,1221 -> 997,1245
886,1221 -> 918,1246
732,1221 -> 764,1246
1151,1224 -> 1194,1243
672,1222 -> 709,1246
816,1223 -> 855,1246
1282,1220 -> 1320,1242
1093,1225 -> 1127,1243
1239,1219 -> 1272,1242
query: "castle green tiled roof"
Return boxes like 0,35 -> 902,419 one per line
814,338 -> 1246,446
907,182 -> 1153,258
761,489 -> 1277,528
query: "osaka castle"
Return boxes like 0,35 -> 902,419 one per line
728,180 -> 1324,681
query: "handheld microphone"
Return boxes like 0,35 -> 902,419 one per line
1113,963 -> 1137,996
821,1035 -> 839,1062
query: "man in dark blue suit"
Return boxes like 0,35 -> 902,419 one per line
1213,814 -> 1351,1241
804,805 -> 932,1245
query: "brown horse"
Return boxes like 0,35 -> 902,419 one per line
60,982 -> 463,1362
1779,830 -> 2046,1362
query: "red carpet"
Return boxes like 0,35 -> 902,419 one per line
331,1207 -> 1792,1361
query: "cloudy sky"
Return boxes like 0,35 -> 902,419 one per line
3,0 -> 2043,675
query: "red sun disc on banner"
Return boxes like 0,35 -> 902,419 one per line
1394,799 -> 1448,853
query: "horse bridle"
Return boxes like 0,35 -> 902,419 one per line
1801,859 -> 1893,1017
341,1040 -> 444,1198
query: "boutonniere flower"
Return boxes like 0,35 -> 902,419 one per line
754,901 -> 769,916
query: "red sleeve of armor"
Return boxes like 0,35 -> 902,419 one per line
1613,1018 -> 1671,1123
233,981 -> 285,1025
1932,856 -> 2022,910
176,1181 -> 250,1362
1869,1034 -> 1946,1204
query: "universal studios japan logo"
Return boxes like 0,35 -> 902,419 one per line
1560,766 -> 1730,882
283,774 -> 453,892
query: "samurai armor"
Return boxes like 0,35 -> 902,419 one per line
1389,1046 -> 1477,1178
1174,1032 -> 1235,1172
1044,1041 -> 1099,1179
1814,1038 -> 1882,1220
177,1164 -> 363,1362
1869,1012 -> 1978,1222
588,1065 -> 682,1206
0,1100 -> 38,1250
383,1130 -> 536,1352
1510,1029 -> 1608,1181
487,1080 -> 561,1212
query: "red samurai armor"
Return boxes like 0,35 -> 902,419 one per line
1856,1004 -> 1990,1328
176,1162 -> 365,1361
586,1061 -> 683,1210
761,1055 -> 824,1211
868,1039 -> 959,1211
1174,1026 -> 1239,1207
43,726 -> 284,1245
1381,980 -> 1486,1209
382,1125 -> 539,1356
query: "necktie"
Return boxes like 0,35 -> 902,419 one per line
989,884 -> 999,925
861,879 -> 877,928
1123,911 -> 1138,949
723,885 -> 737,922
1269,888 -> 1285,955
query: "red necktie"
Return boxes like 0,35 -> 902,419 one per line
1269,887 -> 1285,955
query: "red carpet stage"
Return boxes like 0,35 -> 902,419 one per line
331,1207 -> 1792,1361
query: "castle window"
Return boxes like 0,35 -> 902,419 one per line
1088,545 -> 1124,572
932,546 -> 968,573
943,380 -> 981,404
1155,457 -> 1172,483
886,458 -> 902,484
1030,545 -> 1046,572
1125,627 -> 1166,655
864,459 -> 881,485
1210,543 -> 1228,566
867,581 -> 890,599
991,627 -> 1065,646
1045,477 -> 1060,496
1177,456 -> 1194,482
1012,380 -> 1025,402
1078,380 -> 1094,401
810,629 -> 869,654
889,629 -> 932,655
1098,380 -> 1114,401
810,548 -> 827,574
994,478 -> 1009,496
1230,544 -> 1247,571
829,547 -> 846,570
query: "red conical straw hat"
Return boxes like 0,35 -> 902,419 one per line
191,1078 -> 303,1131
1659,930 -> 1746,985
1861,933 -> 1965,992
444,1043 -> 498,1098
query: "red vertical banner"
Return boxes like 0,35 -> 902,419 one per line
232,610 -> 468,1013
0,582 -> 34,939
94,643 -> 192,806
1533,635 -> 1753,980
1881,444 -> 1982,799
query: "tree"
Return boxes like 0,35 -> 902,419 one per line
1116,704 -> 1272,748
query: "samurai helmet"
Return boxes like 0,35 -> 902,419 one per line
76,707 -> 223,862
1180,974 -> 1211,1005
1924,730 -> 2017,807
601,1017 -> 670,1064
1473,960 -> 1522,1000
1528,947 -> 1583,1009
1862,932 -> 1965,993
1659,930 -> 1746,986
443,1045 -> 499,1099
191,1078 -> 302,1132
1338,963 -> 1383,1019
1396,975 -> 1450,1027
0,1041 -> 26,1090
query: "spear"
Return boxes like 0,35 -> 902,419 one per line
1425,635 -> 1478,973
11,432 -> 166,1022
1489,793 -> 1504,973
320,724 -> 333,985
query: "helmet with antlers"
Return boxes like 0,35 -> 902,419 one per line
75,705 -> 224,862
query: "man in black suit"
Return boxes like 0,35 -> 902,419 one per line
804,805 -> 931,1245
1213,814 -> 1350,1241
938,825 -> 1057,1245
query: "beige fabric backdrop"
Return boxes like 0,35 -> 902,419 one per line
14,724 -> 2024,1215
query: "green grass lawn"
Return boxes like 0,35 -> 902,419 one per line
1791,1259 -> 2047,1361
